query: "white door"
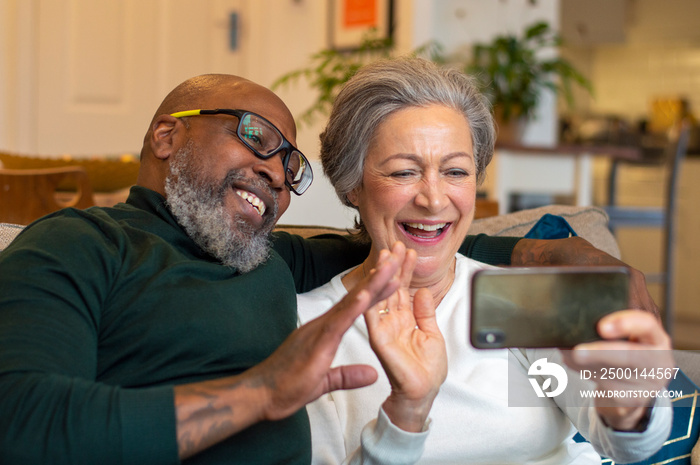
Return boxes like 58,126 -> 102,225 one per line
31,0 -> 247,156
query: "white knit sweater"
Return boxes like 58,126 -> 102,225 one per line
298,254 -> 671,465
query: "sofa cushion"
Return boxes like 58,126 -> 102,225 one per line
2,205 -> 619,259
573,367 -> 699,465
468,205 -> 620,259
0,223 -> 24,251
273,224 -> 350,238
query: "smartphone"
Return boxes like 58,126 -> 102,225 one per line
470,267 -> 630,349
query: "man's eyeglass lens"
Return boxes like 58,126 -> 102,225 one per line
237,113 -> 311,195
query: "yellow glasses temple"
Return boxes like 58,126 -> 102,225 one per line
170,110 -> 202,118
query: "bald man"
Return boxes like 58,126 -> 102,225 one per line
0,74 -> 658,464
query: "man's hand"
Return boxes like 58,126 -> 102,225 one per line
562,310 -> 674,431
174,242 -> 411,460
364,249 -> 447,432
512,237 -> 660,319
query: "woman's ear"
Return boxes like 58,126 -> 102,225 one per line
346,186 -> 361,207
150,115 -> 182,161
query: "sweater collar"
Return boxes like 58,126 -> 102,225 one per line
125,185 -> 182,230
124,186 -> 216,262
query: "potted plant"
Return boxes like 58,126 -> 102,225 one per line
271,35 -> 393,127
271,34 -> 441,127
466,21 -> 592,142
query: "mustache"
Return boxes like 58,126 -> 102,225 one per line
219,169 -> 279,221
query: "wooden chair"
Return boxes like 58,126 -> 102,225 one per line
603,125 -> 691,334
0,166 -> 94,225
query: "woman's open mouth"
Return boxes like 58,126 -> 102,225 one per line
401,222 -> 449,239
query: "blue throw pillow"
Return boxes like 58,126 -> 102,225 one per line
573,369 -> 700,464
525,213 -> 578,240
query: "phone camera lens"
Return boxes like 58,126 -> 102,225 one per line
477,329 -> 505,347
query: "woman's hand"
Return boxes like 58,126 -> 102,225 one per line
363,247 -> 448,432
562,310 -> 674,431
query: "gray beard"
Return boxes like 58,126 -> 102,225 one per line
164,144 -> 278,273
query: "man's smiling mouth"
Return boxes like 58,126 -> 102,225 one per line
402,222 -> 448,238
236,189 -> 266,216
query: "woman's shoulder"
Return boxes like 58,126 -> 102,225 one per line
455,253 -> 500,273
297,269 -> 352,324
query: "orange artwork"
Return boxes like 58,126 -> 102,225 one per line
343,0 -> 377,28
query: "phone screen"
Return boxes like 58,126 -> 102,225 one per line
470,267 -> 630,349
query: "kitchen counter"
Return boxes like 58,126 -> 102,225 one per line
490,143 -> 646,214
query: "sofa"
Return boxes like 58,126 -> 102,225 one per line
1,204 -> 698,463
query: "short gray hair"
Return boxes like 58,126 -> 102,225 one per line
320,57 -> 495,240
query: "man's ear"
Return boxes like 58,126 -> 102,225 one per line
150,115 -> 183,161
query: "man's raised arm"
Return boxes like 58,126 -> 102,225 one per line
511,236 -> 659,318
174,243 -> 408,460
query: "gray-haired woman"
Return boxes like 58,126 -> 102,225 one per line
298,57 -> 672,464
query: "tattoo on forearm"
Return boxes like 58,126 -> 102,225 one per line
512,240 -> 556,266
175,379 -> 244,459
513,238 -> 621,267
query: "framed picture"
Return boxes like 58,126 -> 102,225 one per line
328,0 -> 394,50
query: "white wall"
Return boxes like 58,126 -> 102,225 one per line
422,0 -> 561,146
0,0 -> 36,153
0,0 -> 8,149
278,160 -> 358,228
563,0 -> 700,122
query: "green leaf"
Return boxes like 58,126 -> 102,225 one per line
525,21 -> 550,40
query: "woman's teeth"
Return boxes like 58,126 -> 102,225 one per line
403,222 -> 447,232
236,190 -> 266,216
402,222 -> 448,238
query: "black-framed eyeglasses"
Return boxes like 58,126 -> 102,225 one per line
170,109 -> 313,195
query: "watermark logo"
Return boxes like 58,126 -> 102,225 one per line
508,350 -> 687,407
528,358 -> 568,398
